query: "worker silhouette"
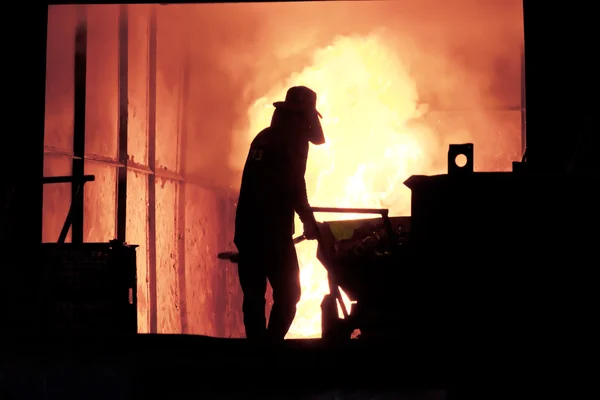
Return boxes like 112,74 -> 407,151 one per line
234,86 -> 325,341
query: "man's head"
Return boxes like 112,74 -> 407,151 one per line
271,86 -> 325,145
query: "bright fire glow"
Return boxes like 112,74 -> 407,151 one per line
245,33 -> 445,338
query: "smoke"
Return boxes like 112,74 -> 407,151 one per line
147,0 -> 524,189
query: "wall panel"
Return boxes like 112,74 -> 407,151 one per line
155,85 -> 181,173
155,11 -> 181,173
42,156 -> 72,243
425,110 -> 522,172
218,193 -> 245,338
482,110 -> 522,170
184,184 -> 220,336
83,161 -> 116,242
127,7 -> 149,166
85,5 -> 119,159
156,177 -> 181,333
184,184 -> 243,337
45,6 -> 76,151
126,170 -> 149,332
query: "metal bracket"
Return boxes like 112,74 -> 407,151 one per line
42,174 -> 95,244
448,143 -> 474,175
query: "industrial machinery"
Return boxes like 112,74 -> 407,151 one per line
310,208 -> 410,342
218,210 -> 409,341
217,206 -> 411,341
219,141 -> 600,344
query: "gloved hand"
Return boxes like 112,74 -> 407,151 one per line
303,221 -> 319,240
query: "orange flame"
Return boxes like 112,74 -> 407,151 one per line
243,33 -> 444,338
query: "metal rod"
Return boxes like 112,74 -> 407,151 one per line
155,167 -> 184,182
311,206 -> 396,248
71,6 -> 88,245
311,207 -> 389,216
43,148 -> 234,194
520,44 -> 527,158
332,285 -> 349,319
217,235 -> 306,264
127,161 -> 153,175
176,40 -> 191,334
58,183 -> 84,244
43,175 -> 95,185
116,4 -> 129,242
147,4 -> 158,334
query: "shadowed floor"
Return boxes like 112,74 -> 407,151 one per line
1,334 -> 451,399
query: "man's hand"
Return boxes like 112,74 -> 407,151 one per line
303,221 -> 319,240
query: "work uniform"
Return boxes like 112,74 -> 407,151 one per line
234,85 -> 325,340
234,122 -> 314,340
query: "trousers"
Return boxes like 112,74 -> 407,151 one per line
237,238 -> 301,341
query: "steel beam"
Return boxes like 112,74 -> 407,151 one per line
116,4 -> 129,242
147,4 -> 158,334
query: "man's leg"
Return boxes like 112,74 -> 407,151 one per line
238,253 -> 268,339
266,242 -> 301,340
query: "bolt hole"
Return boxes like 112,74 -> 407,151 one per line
455,153 -> 467,168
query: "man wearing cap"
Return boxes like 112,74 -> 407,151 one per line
234,86 -> 326,341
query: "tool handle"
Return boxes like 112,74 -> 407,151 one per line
217,234 -> 307,264
293,234 -> 307,244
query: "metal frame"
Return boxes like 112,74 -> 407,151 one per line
43,149 -> 235,196
116,3 -> 129,242
147,4 -> 158,334
520,46 -> 527,159
42,175 -> 95,244
42,4 -> 238,334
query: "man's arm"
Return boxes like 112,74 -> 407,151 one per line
289,140 -> 314,225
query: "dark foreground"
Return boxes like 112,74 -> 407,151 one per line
0,334 -> 455,399
1,332 -> 595,400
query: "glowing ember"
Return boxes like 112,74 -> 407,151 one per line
244,33 -> 443,338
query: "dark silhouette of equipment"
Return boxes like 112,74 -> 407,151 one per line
447,143 -> 473,175
33,175 -> 138,337
219,142 -> 599,344
218,207 -> 409,341
313,208 -> 409,341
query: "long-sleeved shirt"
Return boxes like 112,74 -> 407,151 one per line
234,125 -> 313,250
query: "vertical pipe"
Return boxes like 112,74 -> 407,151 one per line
520,45 -> 526,159
147,4 -> 158,334
177,42 -> 191,334
71,6 -> 88,244
521,0 -> 545,170
116,4 -> 129,242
